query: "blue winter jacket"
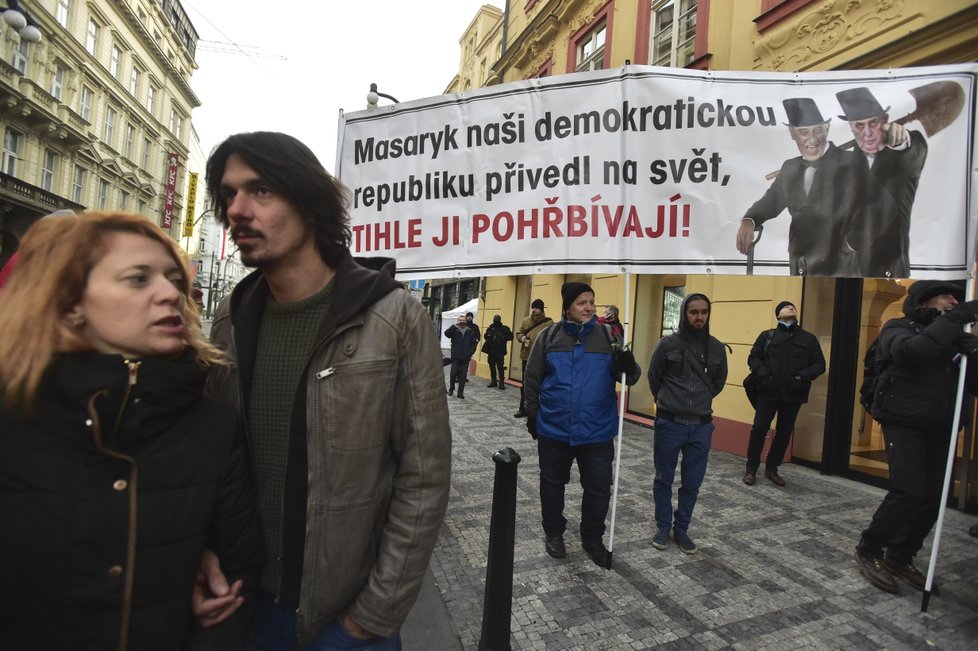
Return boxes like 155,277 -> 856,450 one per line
524,318 -> 641,446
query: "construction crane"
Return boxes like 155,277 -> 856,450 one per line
196,40 -> 287,61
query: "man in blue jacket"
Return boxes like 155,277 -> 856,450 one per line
524,282 -> 641,568
445,314 -> 479,399
648,293 -> 728,554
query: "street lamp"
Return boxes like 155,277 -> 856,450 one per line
2,1 -> 42,43
366,83 -> 399,110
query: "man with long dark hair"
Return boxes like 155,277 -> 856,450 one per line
198,132 -> 451,649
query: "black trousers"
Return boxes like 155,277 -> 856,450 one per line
745,398 -> 802,473
858,421 -> 951,564
537,436 -> 615,542
448,358 -> 469,394
487,354 -> 505,384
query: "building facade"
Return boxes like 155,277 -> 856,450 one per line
452,0 -> 978,507
0,0 -> 199,268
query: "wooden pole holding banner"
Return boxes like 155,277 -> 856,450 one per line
921,271 -> 976,612
606,269 -> 631,570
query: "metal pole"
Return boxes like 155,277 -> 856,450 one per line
922,273 -> 975,611
607,269 -> 631,569
478,447 -> 521,651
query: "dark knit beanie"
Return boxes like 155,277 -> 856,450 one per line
561,282 -> 594,314
908,280 -> 965,307
531,299 -> 545,310
775,301 -> 795,317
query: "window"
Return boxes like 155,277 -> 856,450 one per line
72,165 -> 86,203
138,199 -> 146,213
56,0 -> 70,28
41,150 -> 57,191
98,179 -> 109,209
137,7 -> 146,23
129,68 -> 141,96
104,107 -> 116,145
142,138 -> 152,169
2,128 -> 22,176
119,190 -> 129,210
651,0 -> 697,68
86,19 -> 99,56
169,109 -> 182,138
110,46 -> 121,78
80,85 -> 93,121
147,85 -> 156,115
50,65 -> 65,100
125,124 -> 135,158
576,21 -> 606,72
12,40 -> 29,75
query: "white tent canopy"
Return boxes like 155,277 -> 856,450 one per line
440,298 -> 479,349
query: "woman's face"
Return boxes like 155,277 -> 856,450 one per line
67,232 -> 187,359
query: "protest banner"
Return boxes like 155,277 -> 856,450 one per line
336,64 -> 978,280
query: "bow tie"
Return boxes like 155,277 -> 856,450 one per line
802,159 -> 819,169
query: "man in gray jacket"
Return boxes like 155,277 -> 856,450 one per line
648,293 -> 727,555
195,132 -> 451,649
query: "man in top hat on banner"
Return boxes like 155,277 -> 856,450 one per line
736,97 -> 864,277
837,87 -> 928,279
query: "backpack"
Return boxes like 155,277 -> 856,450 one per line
858,320 -> 920,411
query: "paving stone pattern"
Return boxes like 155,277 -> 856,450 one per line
430,371 -> 978,650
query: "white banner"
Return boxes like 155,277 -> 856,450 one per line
337,64 -> 978,280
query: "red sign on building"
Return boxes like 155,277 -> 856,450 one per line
161,152 -> 179,229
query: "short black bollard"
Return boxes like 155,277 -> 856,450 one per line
478,447 -> 521,651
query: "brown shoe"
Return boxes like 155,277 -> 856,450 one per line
883,558 -> 939,595
855,551 -> 899,593
742,473 -> 756,486
765,469 -> 786,487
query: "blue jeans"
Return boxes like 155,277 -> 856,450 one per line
537,436 -> 615,542
652,417 -> 713,532
249,592 -> 402,651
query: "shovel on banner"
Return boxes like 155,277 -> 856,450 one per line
765,80 -> 966,180
746,225 -> 764,276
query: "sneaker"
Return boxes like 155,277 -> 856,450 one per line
545,535 -> 566,559
674,529 -> 698,555
513,410 -> 527,418
742,472 -> 756,486
487,382 -> 497,388
651,527 -> 670,550
765,469 -> 786,487
855,550 -> 899,593
883,558 -> 939,595
582,539 -> 611,569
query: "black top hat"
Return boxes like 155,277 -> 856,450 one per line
836,87 -> 889,121
782,98 -> 827,127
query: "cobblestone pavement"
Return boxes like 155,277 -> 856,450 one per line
430,372 -> 978,650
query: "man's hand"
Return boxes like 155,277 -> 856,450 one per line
611,349 -> 635,379
526,416 -> 538,440
956,333 -> 978,356
341,612 -> 378,640
883,122 -> 908,148
736,220 -> 756,255
948,300 -> 978,324
191,548 -> 244,628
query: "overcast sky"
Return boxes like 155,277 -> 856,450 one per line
184,0 -> 499,172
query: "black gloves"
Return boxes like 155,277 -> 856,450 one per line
956,333 -> 978,356
948,300 -> 978,324
526,416 -> 538,440
611,349 -> 635,378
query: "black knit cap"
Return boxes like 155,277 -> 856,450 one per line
531,299 -> 545,310
907,280 -> 965,307
561,282 -> 594,314
775,301 -> 795,317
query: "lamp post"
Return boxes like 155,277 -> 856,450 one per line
366,83 -> 399,110
2,1 -> 42,42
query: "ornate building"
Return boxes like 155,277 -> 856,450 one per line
0,0 -> 199,268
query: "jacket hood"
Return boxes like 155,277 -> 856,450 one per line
229,250 -> 401,331
678,293 -> 711,339
902,280 -> 965,316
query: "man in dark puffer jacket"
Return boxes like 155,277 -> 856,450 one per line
855,280 -> 978,594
